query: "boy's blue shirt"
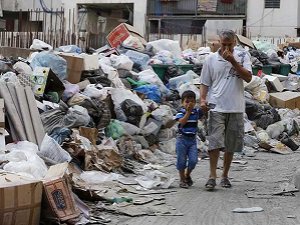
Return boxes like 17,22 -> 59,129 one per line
175,107 -> 204,136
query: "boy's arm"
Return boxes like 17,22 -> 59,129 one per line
178,103 -> 193,126
178,110 -> 192,127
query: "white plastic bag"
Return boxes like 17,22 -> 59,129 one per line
13,62 -> 33,76
110,88 -> 147,113
0,72 -> 20,85
82,84 -> 107,99
99,63 -> 125,88
138,69 -> 170,96
110,54 -> 134,70
30,39 -> 53,51
117,121 -> 141,135
178,83 -> 200,100
135,170 -> 175,189
123,36 -> 145,51
151,105 -> 174,126
3,141 -> 48,179
147,39 -> 182,58
80,171 -> 122,184
39,134 -> 72,163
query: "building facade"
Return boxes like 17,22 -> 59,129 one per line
247,0 -> 300,37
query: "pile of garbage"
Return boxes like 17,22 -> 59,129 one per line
0,23 -> 299,224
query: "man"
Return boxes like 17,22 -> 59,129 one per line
199,30 -> 252,190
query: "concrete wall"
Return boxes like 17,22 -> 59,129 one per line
2,0 -> 62,11
247,0 -> 299,37
205,20 -> 243,40
62,0 -> 147,35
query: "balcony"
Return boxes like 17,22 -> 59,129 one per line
147,0 -> 247,18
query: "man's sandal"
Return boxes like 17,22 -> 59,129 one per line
186,176 -> 193,186
220,177 -> 232,188
179,181 -> 189,189
205,178 -> 216,190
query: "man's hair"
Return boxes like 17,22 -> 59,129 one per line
219,29 -> 236,41
181,90 -> 196,101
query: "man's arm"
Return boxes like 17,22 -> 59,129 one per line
200,84 -> 209,112
222,49 -> 252,83
231,60 -> 252,83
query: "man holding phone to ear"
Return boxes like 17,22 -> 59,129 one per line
199,30 -> 252,190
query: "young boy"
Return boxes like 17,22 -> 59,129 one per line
175,90 -> 203,188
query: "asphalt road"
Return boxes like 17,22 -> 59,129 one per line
119,150 -> 300,225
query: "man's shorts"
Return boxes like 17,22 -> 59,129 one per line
207,111 -> 244,152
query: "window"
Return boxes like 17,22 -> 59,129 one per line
265,0 -> 280,8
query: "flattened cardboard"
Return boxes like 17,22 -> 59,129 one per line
236,34 -> 255,49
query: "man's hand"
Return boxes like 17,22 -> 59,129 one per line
200,100 -> 209,114
222,48 -> 235,64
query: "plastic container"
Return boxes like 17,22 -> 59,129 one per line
262,65 -> 272,75
151,64 -> 193,80
252,66 -> 259,75
279,64 -> 291,76
168,71 -> 195,90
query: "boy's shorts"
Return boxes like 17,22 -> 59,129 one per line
207,111 -> 244,152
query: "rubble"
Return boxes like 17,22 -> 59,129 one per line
0,24 -> 299,224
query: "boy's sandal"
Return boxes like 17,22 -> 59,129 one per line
186,176 -> 193,186
179,181 -> 189,189
220,177 -> 232,188
205,178 -> 216,190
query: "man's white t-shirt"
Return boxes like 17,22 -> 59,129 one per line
200,48 -> 252,113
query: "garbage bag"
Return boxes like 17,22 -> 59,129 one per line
30,51 -> 67,80
57,45 -> 81,53
2,141 -> 48,179
82,84 -> 108,100
106,119 -> 125,140
62,81 -> 80,101
138,69 -> 170,96
121,99 -> 144,126
110,54 -> 134,71
147,39 -> 182,58
134,84 -> 161,103
41,101 -> 91,134
50,127 -> 72,145
30,39 -> 53,51
125,50 -> 150,71
13,61 -> 33,76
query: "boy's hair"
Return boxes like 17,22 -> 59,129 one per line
181,90 -> 196,101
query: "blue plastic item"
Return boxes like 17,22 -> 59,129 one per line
134,84 -> 161,103
30,51 -> 67,80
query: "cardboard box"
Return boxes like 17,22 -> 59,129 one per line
269,91 -> 300,109
107,23 -> 147,48
0,173 -> 43,225
42,163 -> 80,222
57,53 -> 84,84
264,75 -> 284,92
